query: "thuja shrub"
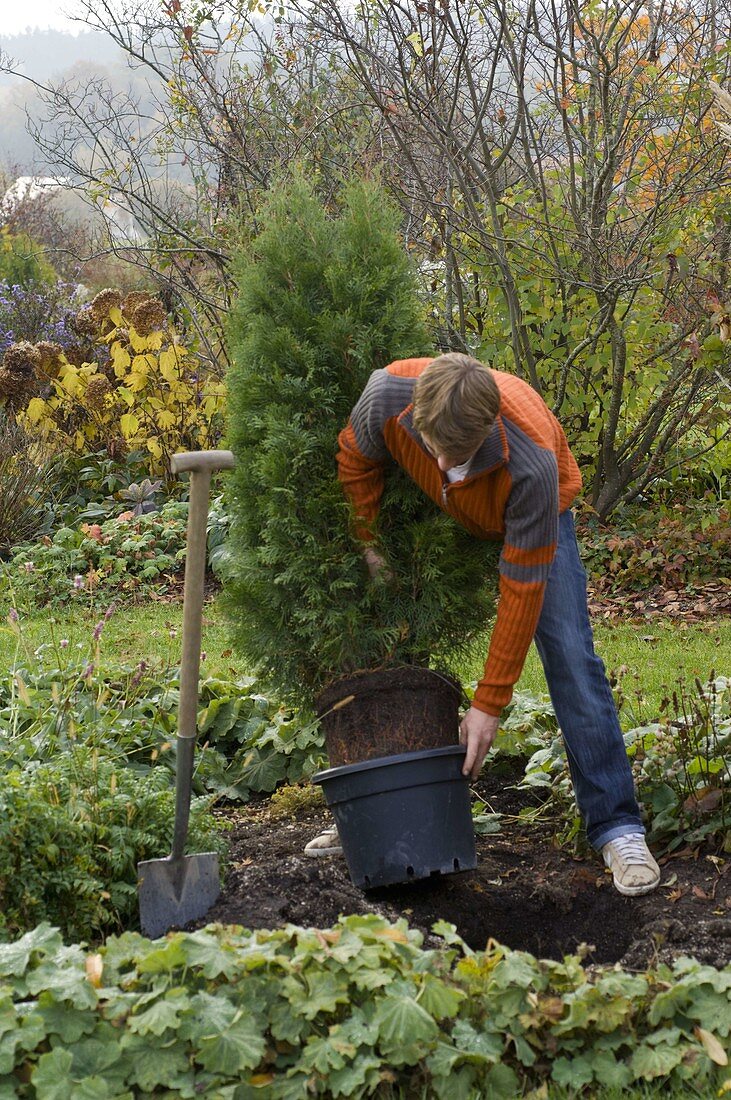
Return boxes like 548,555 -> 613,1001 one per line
226,177 -> 499,710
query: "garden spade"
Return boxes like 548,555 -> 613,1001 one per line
137,449 -> 235,938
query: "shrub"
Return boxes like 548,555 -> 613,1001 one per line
627,675 -> 730,852
15,289 -> 226,477
0,750 -> 220,941
3,499 -> 191,605
578,504 -> 731,593
226,176 -> 500,711
0,229 -> 57,289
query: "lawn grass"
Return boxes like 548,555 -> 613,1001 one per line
460,617 -> 731,725
2,595 -> 728,724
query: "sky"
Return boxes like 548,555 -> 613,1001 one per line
0,1 -> 89,35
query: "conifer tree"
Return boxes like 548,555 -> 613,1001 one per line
225,177 -> 499,710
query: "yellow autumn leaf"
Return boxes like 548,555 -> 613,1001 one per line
120,413 -> 140,438
201,395 -> 225,417
14,674 -> 31,706
695,1027 -> 729,1066
74,430 -> 86,450
156,409 -> 177,430
111,343 -> 132,376
405,30 -> 423,55
249,1074 -> 275,1088
147,437 -> 163,458
129,327 -> 163,353
25,397 -> 48,424
116,386 -> 135,408
85,953 -> 104,988
126,372 -> 149,393
108,305 -> 123,326
128,325 -> 146,352
58,365 -> 83,397
159,347 -> 183,380
374,927 -> 409,943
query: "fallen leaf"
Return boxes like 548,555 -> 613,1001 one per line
694,1026 -> 728,1066
692,885 -> 711,900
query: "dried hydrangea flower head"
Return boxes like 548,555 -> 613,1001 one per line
0,341 -> 42,405
128,296 -> 167,337
71,307 -> 98,338
84,374 -> 113,410
89,288 -> 122,325
122,291 -> 153,315
34,341 -> 64,379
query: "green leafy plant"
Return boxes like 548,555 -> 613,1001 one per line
0,229 -> 57,288
2,500 -> 190,605
0,750 -> 220,941
226,175 -> 499,712
0,916 -> 726,1097
119,477 -> 163,515
0,612 -> 323,803
627,675 -> 730,852
577,505 -> 731,595
0,412 -> 57,557
50,447 -> 153,525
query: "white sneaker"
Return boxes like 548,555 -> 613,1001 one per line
602,833 -> 660,896
304,825 -> 343,858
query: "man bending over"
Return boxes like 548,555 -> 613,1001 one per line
306,353 -> 659,897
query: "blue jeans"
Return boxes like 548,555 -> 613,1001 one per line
533,510 -> 643,849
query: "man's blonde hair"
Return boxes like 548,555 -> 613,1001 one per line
413,353 -> 500,453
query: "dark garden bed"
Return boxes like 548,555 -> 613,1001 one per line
195,757 -> 731,971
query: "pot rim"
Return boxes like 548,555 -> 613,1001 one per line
312,743 -> 466,784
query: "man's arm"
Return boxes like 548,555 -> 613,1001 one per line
336,370 -> 395,542
471,451 -> 560,720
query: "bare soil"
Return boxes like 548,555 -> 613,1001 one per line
196,757 -> 731,970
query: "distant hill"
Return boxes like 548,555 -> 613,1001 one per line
0,29 -> 155,172
0,28 -> 125,85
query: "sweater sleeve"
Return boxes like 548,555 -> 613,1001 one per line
336,370 -> 392,542
472,450 -> 559,716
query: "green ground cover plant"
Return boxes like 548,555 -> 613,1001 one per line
0,753 -> 220,943
0,916 -> 727,1099
578,503 -> 731,594
0,608 -> 323,941
517,674 -> 730,854
0,496 -> 229,606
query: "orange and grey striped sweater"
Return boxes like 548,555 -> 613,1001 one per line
337,358 -> 582,716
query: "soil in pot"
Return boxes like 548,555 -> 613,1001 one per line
316,665 -> 462,766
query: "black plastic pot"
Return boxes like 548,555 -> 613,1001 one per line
312,745 -> 477,889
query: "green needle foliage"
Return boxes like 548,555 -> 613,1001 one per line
225,177 -> 499,710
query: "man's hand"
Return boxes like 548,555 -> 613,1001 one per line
363,546 -> 390,580
459,706 -> 500,779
